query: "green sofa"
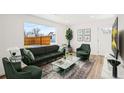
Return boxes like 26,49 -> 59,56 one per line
76,44 -> 91,60
2,57 -> 42,79
20,45 -> 65,66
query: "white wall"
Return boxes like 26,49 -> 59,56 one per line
70,18 -> 115,55
0,14 -> 67,76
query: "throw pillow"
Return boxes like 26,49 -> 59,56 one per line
59,47 -> 65,53
23,49 -> 35,61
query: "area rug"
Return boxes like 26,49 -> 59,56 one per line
41,56 -> 95,79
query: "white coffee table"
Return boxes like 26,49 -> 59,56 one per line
52,56 -> 80,74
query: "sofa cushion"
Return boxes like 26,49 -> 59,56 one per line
46,45 -> 59,54
27,47 -> 46,56
35,52 -> 62,63
49,52 -> 63,57
22,65 -> 42,79
35,55 -> 52,62
77,51 -> 89,55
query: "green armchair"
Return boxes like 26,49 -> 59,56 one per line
2,57 -> 42,79
76,44 -> 91,60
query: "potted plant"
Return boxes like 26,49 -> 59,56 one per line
65,28 -> 73,52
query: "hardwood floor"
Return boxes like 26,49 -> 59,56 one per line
0,75 -> 5,79
0,55 -> 104,79
87,55 -> 104,79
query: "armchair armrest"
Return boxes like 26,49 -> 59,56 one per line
87,51 -> 90,54
12,62 -> 22,71
76,48 -> 81,51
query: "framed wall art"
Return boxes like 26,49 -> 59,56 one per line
84,28 -> 91,42
77,28 -> 91,42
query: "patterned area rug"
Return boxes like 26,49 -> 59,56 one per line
41,56 -> 95,79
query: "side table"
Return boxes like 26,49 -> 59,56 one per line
107,59 -> 121,78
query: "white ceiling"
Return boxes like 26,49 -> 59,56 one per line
33,14 -> 116,25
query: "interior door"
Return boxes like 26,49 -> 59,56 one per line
97,28 -> 111,56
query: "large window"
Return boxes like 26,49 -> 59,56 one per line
24,22 -> 56,45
